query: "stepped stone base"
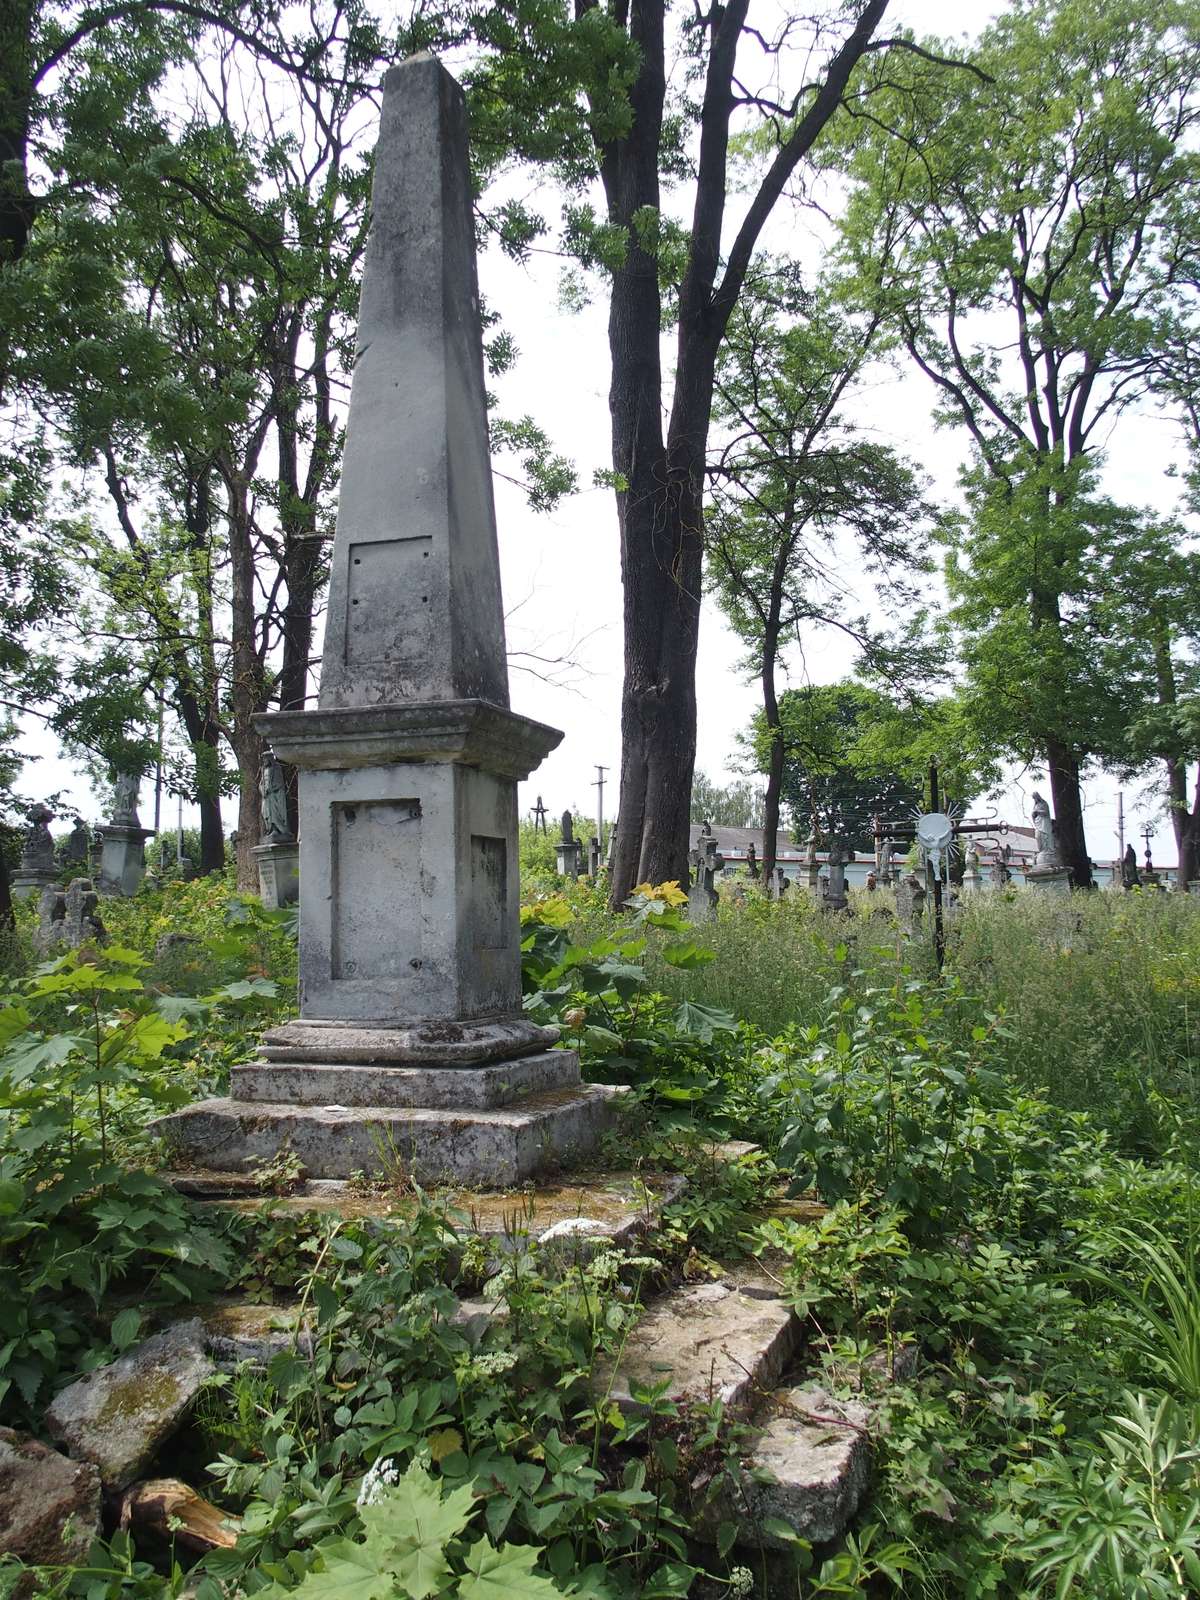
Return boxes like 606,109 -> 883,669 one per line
150,1080 -> 624,1186
259,1017 -> 558,1067
232,1049 -> 576,1109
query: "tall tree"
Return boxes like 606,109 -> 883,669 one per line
706,265 -> 931,880
837,0 -> 1200,887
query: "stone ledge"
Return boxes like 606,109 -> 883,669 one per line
233,1050 -> 580,1110
254,699 -> 561,780
150,1084 -> 627,1186
258,1017 -> 559,1067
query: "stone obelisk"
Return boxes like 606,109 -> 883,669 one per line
153,57 -> 622,1186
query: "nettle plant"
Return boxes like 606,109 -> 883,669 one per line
762,969 -> 1020,1243
520,885 -> 740,1118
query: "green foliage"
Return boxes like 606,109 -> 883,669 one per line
258,1459 -> 562,1600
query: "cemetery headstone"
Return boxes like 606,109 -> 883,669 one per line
688,833 -> 724,922
556,810 -> 583,880
895,872 -> 926,933
1025,792 -> 1070,892
746,840 -> 759,880
588,836 -> 601,877
961,844 -> 983,893
254,752 -> 299,908
822,838 -> 849,911
776,866 -> 789,897
35,878 -> 106,957
12,803 -> 58,900
98,778 -> 154,897
805,830 -> 820,893
151,56 -> 621,1186
63,817 -> 90,867
1121,843 -> 1140,890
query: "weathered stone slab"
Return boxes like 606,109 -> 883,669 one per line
45,1323 -> 214,1490
192,1303 -> 312,1368
259,1017 -> 558,1067
599,1278 -> 798,1417
186,1169 -> 685,1239
151,1084 -> 626,1186
233,1049 -> 578,1108
733,1384 -> 870,1548
0,1427 -> 102,1571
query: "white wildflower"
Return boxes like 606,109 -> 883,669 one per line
356,1456 -> 401,1507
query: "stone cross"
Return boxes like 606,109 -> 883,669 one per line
35,878 -> 106,957
153,55 -> 619,1189
688,834 -> 724,921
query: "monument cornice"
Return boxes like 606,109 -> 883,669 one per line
254,698 -> 562,780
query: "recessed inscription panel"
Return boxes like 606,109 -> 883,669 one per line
470,835 -> 508,949
332,800 -> 422,979
345,537 -> 433,666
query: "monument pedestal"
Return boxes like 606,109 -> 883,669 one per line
151,58 -> 624,1189
154,1047 -> 624,1185
12,867 -> 58,902
98,825 -> 155,897
1025,866 -> 1070,893
254,841 -> 299,909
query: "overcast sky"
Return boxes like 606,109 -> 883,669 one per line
16,0 -> 1189,867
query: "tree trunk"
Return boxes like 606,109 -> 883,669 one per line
1166,756 -> 1199,888
1045,738 -> 1092,888
760,627 -> 784,884
0,0 -> 36,273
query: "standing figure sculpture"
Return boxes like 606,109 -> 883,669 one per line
1122,843 -> 1140,890
1030,792 -> 1060,869
111,774 -> 141,827
260,753 -> 293,844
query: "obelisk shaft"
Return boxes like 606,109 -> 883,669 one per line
319,55 -> 509,711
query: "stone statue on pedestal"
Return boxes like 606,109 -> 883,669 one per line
111,775 -> 141,827
1030,792 -> 1060,868
1122,844 -> 1139,889
260,754 -> 293,844
23,804 -> 55,872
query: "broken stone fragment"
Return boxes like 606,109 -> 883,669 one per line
597,1277 -> 799,1417
725,1384 -> 870,1548
0,1427 -> 102,1577
45,1322 -> 214,1491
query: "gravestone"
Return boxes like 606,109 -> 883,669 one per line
152,57 -> 621,1185
11,804 -> 58,900
895,873 -> 926,932
746,841 -> 759,880
556,810 -> 583,880
34,878 -> 106,957
254,752 -> 299,909
1025,792 -> 1070,892
1121,844 -> 1140,890
98,778 -> 154,897
62,817 -> 90,867
804,831 -> 820,893
688,833 -> 724,922
822,839 -> 848,912
961,845 -> 983,893
587,836 -> 601,877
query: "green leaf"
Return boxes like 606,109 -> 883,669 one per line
661,940 -> 716,970
673,1000 -> 737,1043
110,1308 -> 142,1351
458,1539 -> 562,1600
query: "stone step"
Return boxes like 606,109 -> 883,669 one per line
230,1049 -> 579,1109
259,1017 -> 559,1067
597,1275 -> 799,1418
150,1084 -> 626,1186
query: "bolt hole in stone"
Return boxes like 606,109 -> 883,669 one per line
410,958 -> 422,969
344,808 -> 357,823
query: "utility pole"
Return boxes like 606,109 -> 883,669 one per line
154,690 -> 165,837
593,765 -> 609,845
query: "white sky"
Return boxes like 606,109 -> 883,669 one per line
14,0 -> 1190,867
